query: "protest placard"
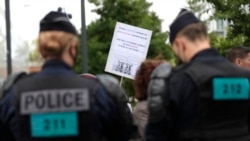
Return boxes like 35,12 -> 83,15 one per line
105,22 -> 152,79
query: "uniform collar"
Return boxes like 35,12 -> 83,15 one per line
42,59 -> 72,70
190,48 -> 220,62
174,48 -> 221,71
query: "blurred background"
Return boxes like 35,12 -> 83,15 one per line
1,0 -> 249,104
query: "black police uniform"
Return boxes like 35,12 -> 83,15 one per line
0,60 -> 134,141
146,48 -> 250,141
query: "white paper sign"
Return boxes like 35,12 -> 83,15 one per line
105,22 -> 152,79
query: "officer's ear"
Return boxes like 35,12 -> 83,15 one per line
235,58 -> 242,66
175,37 -> 186,52
69,43 -> 77,59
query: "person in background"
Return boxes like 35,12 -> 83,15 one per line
132,59 -> 166,141
227,46 -> 250,70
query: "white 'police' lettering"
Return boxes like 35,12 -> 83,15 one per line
20,89 -> 89,115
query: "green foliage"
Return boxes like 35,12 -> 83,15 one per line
187,0 -> 212,19
73,35 -> 83,74
85,0 -> 171,74
122,77 -> 134,99
29,48 -> 41,62
28,40 -> 43,63
74,0 -> 172,98
210,31 -> 245,57
188,0 -> 248,57
196,0 -> 250,45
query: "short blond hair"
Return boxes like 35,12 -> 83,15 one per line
38,31 -> 78,58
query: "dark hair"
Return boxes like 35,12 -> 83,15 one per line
177,22 -> 208,42
133,59 -> 165,101
226,46 -> 250,62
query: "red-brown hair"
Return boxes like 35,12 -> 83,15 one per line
133,59 -> 166,101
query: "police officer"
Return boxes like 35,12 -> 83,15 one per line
0,9 -> 135,141
146,9 -> 250,141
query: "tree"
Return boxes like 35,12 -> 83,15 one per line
209,31 -> 245,57
28,47 -> 43,64
195,0 -> 250,45
187,0 -> 247,58
187,0 -> 212,20
73,35 -> 83,73
74,0 -> 172,98
84,0 -> 171,74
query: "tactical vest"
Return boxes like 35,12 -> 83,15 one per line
175,57 -> 250,141
14,75 -> 99,141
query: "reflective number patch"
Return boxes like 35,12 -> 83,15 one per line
31,112 -> 78,137
213,78 -> 249,100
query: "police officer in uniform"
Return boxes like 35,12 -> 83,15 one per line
146,9 -> 250,141
0,9 -> 135,141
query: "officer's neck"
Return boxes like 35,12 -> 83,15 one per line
44,54 -> 74,68
185,40 -> 210,63
61,52 -> 74,68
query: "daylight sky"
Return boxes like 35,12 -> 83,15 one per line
0,0 -> 188,42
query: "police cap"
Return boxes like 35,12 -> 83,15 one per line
39,8 -> 78,35
169,9 -> 200,44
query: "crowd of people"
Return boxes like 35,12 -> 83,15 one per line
0,7 -> 250,141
